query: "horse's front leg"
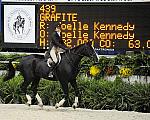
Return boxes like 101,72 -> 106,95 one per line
55,81 -> 69,109
70,79 -> 80,109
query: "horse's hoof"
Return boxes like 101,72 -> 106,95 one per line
72,104 -> 77,109
26,103 -> 31,107
72,105 -> 76,109
72,103 -> 78,109
55,103 -> 59,109
39,104 -> 43,108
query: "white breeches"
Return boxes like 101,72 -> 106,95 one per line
50,46 -> 65,64
50,46 -> 58,63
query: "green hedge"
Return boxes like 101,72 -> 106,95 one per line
0,53 -> 26,70
0,53 -> 25,61
0,75 -> 150,113
0,52 -> 149,76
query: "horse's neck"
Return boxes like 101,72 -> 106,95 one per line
69,46 -> 85,66
72,44 -> 85,55
71,53 -> 83,66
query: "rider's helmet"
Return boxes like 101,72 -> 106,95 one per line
17,14 -> 21,20
54,22 -> 61,29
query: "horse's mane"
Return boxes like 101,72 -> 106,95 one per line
72,43 -> 85,49
70,43 -> 86,52
31,54 -> 45,59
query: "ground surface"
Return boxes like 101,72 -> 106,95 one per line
0,104 -> 150,120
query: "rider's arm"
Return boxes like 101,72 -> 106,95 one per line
52,32 -> 68,50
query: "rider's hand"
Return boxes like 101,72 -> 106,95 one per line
65,48 -> 70,52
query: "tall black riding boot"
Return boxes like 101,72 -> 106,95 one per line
48,62 -> 55,77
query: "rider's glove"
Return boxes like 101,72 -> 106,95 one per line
65,48 -> 70,52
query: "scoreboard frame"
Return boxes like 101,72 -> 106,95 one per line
1,2 -> 150,54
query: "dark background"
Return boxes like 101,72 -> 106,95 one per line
0,0 -> 1,32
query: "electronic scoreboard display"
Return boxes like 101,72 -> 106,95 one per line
38,3 -> 150,51
2,2 -> 150,53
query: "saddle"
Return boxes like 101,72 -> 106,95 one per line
47,52 -> 62,68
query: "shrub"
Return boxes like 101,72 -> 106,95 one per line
0,75 -> 25,104
0,53 -> 149,112
0,75 -> 150,113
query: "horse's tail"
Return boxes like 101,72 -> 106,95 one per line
3,60 -> 15,81
3,56 -> 22,82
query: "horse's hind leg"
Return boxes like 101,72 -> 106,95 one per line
20,78 -> 32,106
20,79 -> 32,95
31,78 -> 43,108
55,81 -> 69,109
70,79 -> 80,109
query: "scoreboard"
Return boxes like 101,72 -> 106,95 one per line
1,2 -> 150,53
38,3 -> 150,51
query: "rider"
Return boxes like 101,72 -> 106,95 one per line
47,22 -> 69,77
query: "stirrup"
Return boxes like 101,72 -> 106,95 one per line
48,72 -> 53,77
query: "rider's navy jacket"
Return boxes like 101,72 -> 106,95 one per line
49,31 -> 67,50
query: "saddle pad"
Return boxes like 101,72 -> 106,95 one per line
47,52 -> 62,67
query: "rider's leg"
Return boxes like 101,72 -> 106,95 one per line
50,47 -> 58,63
48,47 -> 58,77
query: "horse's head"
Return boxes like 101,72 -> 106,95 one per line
82,41 -> 99,63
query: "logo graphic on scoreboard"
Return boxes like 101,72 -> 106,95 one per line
4,5 -> 35,43
7,9 -> 32,40
13,14 -> 25,34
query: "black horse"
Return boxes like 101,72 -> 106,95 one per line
4,41 -> 99,109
